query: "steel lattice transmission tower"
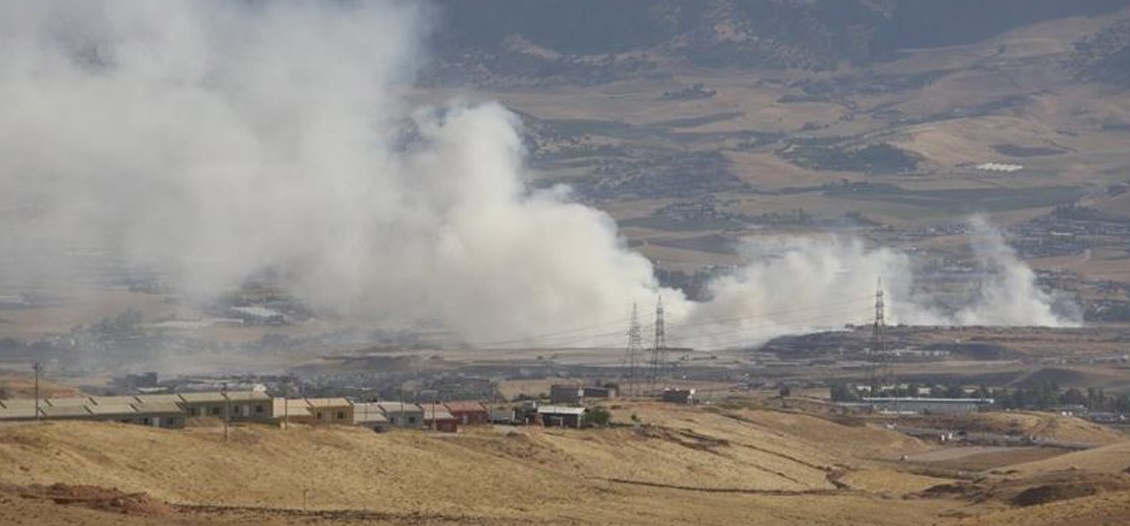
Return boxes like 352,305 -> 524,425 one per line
622,303 -> 644,397
650,295 -> 668,391
867,278 -> 888,396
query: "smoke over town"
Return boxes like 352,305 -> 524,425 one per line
0,1 -> 1079,349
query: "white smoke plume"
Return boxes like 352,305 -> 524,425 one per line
950,217 -> 1079,327
677,224 -> 1081,349
0,0 -> 685,344
679,237 -> 912,349
0,1 -> 1077,351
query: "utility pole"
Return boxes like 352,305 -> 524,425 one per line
222,382 -> 230,442
623,303 -> 643,397
282,376 -> 290,430
33,362 -> 41,422
651,295 -> 667,391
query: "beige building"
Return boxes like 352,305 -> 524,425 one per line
129,401 -> 185,428
352,402 -> 390,431
224,391 -> 273,421
45,397 -> 92,408
377,402 -> 423,428
272,398 -> 313,425
176,391 -> 272,422
304,398 -> 353,425
0,395 -> 185,428
178,392 -> 228,418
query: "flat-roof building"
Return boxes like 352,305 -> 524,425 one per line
422,406 -> 459,433
537,405 -> 587,428
305,398 -> 353,425
178,392 -> 228,419
444,401 -> 489,425
223,391 -> 273,421
45,397 -> 92,408
40,405 -> 91,419
549,385 -> 583,405
377,402 -> 423,428
661,388 -> 695,405
90,396 -> 142,406
272,399 -> 312,425
0,406 -> 39,421
351,403 -> 390,432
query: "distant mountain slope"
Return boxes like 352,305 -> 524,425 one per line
1070,17 -> 1130,86
424,0 -> 1130,81
872,0 -> 1128,55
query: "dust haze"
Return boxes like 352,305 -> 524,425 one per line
0,0 -> 1078,349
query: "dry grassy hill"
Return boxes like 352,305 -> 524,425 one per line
0,373 -> 85,399
911,411 -> 1128,446
0,404 -> 952,525
2,402 -> 1129,524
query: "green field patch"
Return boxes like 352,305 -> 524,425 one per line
649,234 -> 738,255
825,183 -> 1086,213
992,144 -> 1068,157
649,111 -> 745,129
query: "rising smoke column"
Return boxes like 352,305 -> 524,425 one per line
0,0 -> 686,343
679,237 -> 914,348
950,217 -> 1079,327
676,223 -> 1081,349
0,1 -> 1076,350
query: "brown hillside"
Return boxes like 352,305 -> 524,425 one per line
0,406 -> 953,525
0,373 -> 85,399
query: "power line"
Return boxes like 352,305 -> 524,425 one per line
671,296 -> 872,331
485,302 -> 872,350
622,303 -> 644,397
666,305 -> 873,343
529,304 -> 872,351
465,315 -> 632,348
469,295 -> 874,350
682,317 -> 873,350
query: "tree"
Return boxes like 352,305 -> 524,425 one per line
830,383 -> 859,402
584,406 -> 612,428
1060,388 -> 1087,406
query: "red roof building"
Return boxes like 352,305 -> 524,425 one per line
422,405 -> 459,433
444,401 -> 489,425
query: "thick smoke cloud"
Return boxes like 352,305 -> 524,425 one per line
677,223 -> 1081,349
0,0 -> 683,343
0,1 -> 1077,350
950,218 -> 1079,327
